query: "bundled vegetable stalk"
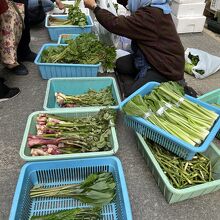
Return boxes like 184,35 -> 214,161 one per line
185,52 -> 205,75
28,109 -> 116,156
146,139 -> 214,189
30,172 -> 116,207
31,207 -> 101,220
123,81 -> 218,146
55,87 -> 116,107
41,33 -> 116,70
49,0 -> 87,27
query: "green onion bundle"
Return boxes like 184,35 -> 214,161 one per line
123,82 -> 218,146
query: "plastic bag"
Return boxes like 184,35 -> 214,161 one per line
185,48 -> 220,79
95,0 -> 119,46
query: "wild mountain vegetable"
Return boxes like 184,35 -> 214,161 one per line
28,109 -> 116,156
41,33 -> 116,70
55,87 -> 116,107
30,172 -> 116,207
30,207 -> 101,220
122,81 -> 218,146
49,0 -> 87,27
185,52 -> 205,75
146,139 -> 214,189
68,0 -> 87,26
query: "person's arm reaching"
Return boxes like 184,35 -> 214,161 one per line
51,0 -> 65,10
84,0 -> 157,42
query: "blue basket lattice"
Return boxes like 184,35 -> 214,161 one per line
120,82 -> 220,160
35,44 -> 100,79
9,157 -> 132,220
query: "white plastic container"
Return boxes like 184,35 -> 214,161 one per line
210,0 -> 220,11
171,2 -> 206,17
173,0 -> 204,3
171,14 -> 206,33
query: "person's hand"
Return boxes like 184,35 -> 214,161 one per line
84,0 -> 97,10
56,0 -> 65,10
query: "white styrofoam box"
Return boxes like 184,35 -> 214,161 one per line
173,0 -> 205,3
210,0 -> 220,11
171,14 -> 206,33
171,2 -> 205,17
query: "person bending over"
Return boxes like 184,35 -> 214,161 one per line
84,0 -> 197,97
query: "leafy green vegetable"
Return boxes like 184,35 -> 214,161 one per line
41,33 -> 116,70
55,87 -> 116,107
68,0 -> 87,27
30,172 -> 116,207
185,52 -> 205,75
49,0 -> 87,27
30,207 -> 101,220
28,108 -> 116,156
188,52 -> 200,66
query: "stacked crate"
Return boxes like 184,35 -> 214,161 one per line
171,0 -> 206,33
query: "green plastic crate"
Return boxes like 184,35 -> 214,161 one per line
199,88 -> 220,139
136,132 -> 220,204
20,109 -> 119,161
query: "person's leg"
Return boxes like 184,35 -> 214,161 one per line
124,69 -> 169,97
16,0 -> 36,62
124,68 -> 198,98
28,0 -> 54,12
0,1 -> 28,75
115,54 -> 139,78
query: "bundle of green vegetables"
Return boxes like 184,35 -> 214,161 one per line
185,52 -> 205,75
28,109 -> 116,156
49,0 -> 87,27
31,207 -> 101,220
146,139 -> 213,189
30,172 -> 116,206
55,87 -> 116,107
123,82 -> 218,146
41,33 -> 116,70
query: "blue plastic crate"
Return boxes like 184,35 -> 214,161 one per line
43,77 -> 121,110
119,82 -> 220,160
9,157 -> 132,220
34,44 -> 101,79
45,15 -> 93,41
57,34 -> 79,44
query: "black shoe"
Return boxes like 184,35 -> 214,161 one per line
0,88 -> 20,103
184,85 -> 198,98
5,63 -> 28,75
0,77 -> 6,83
18,51 -> 37,62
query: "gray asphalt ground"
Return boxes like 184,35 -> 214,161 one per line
0,25 -> 220,220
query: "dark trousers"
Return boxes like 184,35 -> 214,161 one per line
115,55 -> 169,97
14,0 -> 31,59
0,78 -> 9,98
